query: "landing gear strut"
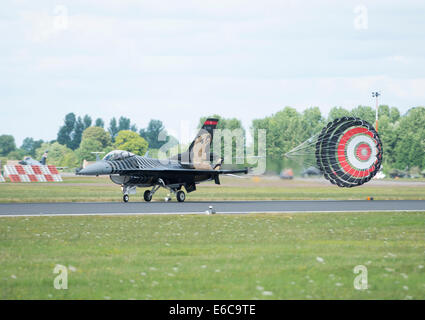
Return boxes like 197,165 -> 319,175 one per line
143,183 -> 161,202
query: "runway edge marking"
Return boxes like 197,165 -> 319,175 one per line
1,209 -> 425,217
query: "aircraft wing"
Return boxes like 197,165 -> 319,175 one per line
113,167 -> 248,186
77,160 -> 248,178
114,168 -> 248,175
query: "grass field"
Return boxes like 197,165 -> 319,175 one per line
1,211 -> 424,299
1,176 -> 425,202
1,176 -> 424,300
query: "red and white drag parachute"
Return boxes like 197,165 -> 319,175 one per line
286,117 -> 383,187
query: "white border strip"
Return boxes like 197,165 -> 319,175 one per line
0,209 -> 424,218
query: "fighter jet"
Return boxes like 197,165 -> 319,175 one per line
77,118 -> 248,202
19,151 -> 49,166
19,156 -> 44,166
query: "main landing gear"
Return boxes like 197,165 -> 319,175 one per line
122,179 -> 186,202
143,183 -> 186,202
176,190 -> 185,202
143,190 -> 152,202
143,188 -> 185,202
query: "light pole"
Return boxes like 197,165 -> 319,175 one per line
372,91 -> 380,132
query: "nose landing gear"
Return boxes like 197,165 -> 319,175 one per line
122,185 -> 136,203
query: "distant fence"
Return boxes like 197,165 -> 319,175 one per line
2,165 -> 63,182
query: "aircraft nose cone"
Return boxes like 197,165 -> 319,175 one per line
77,161 -> 112,176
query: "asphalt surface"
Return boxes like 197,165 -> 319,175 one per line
0,200 -> 424,217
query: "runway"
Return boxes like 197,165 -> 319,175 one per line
0,200 -> 424,217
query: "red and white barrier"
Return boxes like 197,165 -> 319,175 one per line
3,165 -> 62,182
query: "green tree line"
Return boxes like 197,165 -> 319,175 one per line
0,114 -> 177,168
1,106 -> 424,172
251,105 -> 425,172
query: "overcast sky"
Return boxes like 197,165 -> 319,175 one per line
1,0 -> 424,146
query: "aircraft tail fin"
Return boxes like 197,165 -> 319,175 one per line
187,118 -> 218,153
178,118 -> 218,168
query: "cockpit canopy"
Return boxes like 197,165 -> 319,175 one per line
103,150 -> 135,161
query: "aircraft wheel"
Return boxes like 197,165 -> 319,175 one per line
176,190 -> 185,202
123,194 -> 129,203
144,190 -> 152,202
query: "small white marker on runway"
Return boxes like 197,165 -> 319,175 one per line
205,205 -> 216,215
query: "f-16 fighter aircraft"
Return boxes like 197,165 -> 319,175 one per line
19,151 -> 49,166
77,118 -> 248,202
